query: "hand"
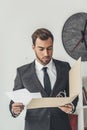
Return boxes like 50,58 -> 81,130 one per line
12,102 -> 24,115
58,103 -> 73,114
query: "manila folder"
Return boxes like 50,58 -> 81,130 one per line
27,57 -> 81,109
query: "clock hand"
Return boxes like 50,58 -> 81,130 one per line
71,20 -> 87,52
71,34 -> 87,52
83,38 -> 87,49
83,20 -> 87,34
81,31 -> 87,49
81,20 -> 87,49
71,37 -> 83,52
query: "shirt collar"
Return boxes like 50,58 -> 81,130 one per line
35,59 -> 54,71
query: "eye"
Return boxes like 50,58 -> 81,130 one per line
47,47 -> 53,50
38,48 -> 44,51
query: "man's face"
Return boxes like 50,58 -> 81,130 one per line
32,37 -> 53,65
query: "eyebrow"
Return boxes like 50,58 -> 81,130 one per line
37,45 -> 53,49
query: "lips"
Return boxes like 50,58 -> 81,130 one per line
43,57 -> 50,61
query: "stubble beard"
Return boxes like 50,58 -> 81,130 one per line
36,54 -> 52,65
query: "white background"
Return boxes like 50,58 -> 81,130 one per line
0,0 -> 87,130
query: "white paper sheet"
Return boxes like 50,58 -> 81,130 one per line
6,88 -> 41,106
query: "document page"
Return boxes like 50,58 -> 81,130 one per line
6,88 -> 41,106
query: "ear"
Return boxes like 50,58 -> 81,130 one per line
32,44 -> 35,50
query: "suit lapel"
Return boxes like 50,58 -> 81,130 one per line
23,61 -> 47,97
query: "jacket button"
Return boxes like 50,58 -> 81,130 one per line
48,115 -> 50,118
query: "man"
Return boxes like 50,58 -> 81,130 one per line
9,28 -> 78,130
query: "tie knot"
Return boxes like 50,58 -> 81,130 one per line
42,67 -> 47,72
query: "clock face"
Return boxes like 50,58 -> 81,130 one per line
62,12 -> 87,61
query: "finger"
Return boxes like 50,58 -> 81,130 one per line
13,109 -> 21,114
64,104 -> 72,109
12,103 -> 24,115
12,103 -> 24,107
12,106 -> 23,115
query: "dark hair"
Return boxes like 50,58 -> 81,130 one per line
31,28 -> 54,45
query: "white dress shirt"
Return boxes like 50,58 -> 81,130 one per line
35,59 -> 57,90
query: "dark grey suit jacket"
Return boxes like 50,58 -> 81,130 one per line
9,59 -> 78,130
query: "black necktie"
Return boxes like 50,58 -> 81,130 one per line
42,67 -> 51,96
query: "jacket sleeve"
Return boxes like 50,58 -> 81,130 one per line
9,68 -> 24,117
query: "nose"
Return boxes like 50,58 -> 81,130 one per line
44,49 -> 48,56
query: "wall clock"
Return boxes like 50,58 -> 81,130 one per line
62,12 -> 87,61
